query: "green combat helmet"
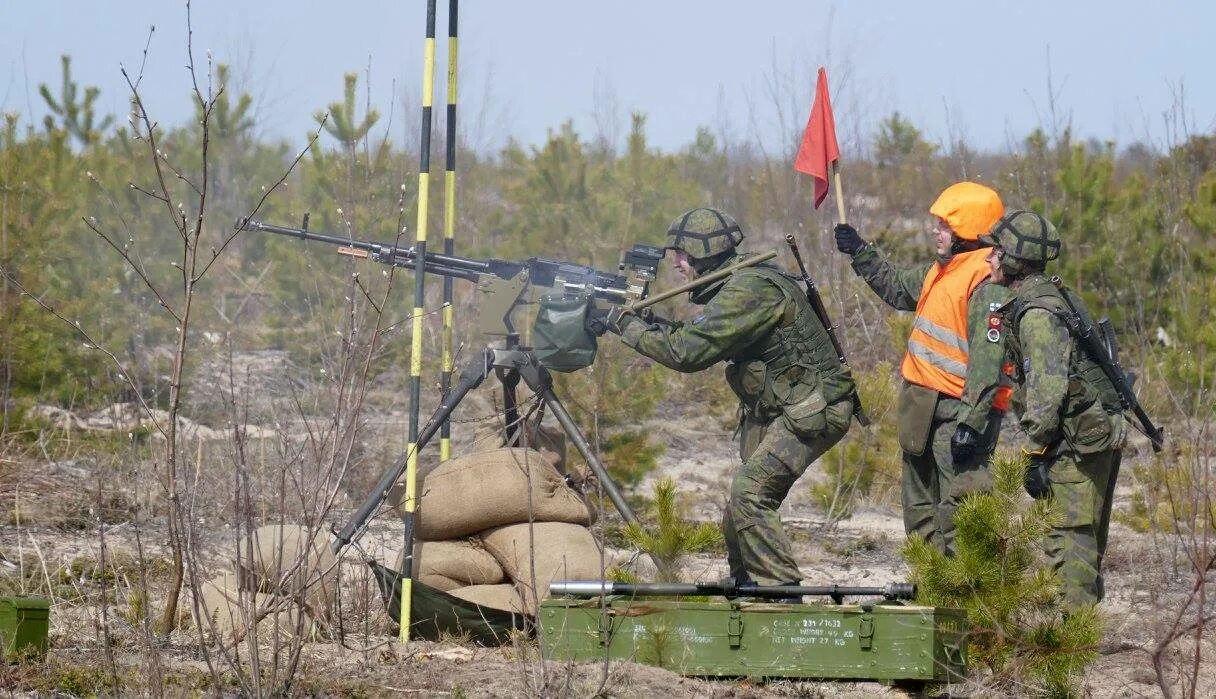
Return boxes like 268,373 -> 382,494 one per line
665,208 -> 744,259
981,209 -> 1060,275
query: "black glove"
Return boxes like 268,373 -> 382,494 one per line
834,223 -> 866,255
1024,458 -> 1052,499
950,424 -> 980,465
585,308 -> 611,337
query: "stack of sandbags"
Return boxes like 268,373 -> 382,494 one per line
197,524 -> 338,644
393,446 -> 603,616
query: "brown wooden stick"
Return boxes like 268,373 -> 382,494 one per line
832,161 -> 847,224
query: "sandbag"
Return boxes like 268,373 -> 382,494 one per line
239,524 -> 338,620
417,572 -> 463,592
402,448 -> 593,540
393,540 -> 505,586
479,521 -> 603,614
472,420 -> 569,473
199,571 -> 306,644
447,583 -> 527,615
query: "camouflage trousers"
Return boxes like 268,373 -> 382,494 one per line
1043,446 -> 1121,608
901,396 -> 997,556
723,397 -> 853,585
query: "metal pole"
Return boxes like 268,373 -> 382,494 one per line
549,580 -> 916,602
400,0 -> 438,645
439,0 -> 459,462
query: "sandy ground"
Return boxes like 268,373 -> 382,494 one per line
0,392 -> 1204,697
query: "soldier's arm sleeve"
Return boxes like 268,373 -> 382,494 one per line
849,244 -> 931,312
618,277 -> 784,372
1018,308 -> 1072,450
957,282 -> 1013,431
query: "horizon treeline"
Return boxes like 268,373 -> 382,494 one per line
2,58 -> 1214,442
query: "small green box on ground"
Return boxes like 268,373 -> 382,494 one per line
540,598 -> 965,684
0,596 -> 50,661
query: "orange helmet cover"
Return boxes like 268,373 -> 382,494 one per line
929,182 -> 1004,241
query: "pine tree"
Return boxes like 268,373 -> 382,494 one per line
622,477 -> 722,583
904,453 -> 1102,696
38,55 -> 114,147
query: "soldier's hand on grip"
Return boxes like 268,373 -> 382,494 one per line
833,223 -> 866,255
585,308 -> 611,337
603,307 -> 632,335
949,424 -> 980,465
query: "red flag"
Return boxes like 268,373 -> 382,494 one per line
793,67 -> 840,209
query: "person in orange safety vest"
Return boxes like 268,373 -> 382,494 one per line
833,182 -> 1013,555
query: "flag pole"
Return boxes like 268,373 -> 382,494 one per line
832,161 -> 846,224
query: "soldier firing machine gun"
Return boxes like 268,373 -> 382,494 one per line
239,216 -> 776,553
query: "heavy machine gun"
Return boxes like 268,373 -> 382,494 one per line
243,216 -> 661,353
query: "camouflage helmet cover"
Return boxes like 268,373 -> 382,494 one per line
665,208 -> 744,259
980,209 -> 1061,268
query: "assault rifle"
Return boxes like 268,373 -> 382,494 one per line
785,235 -> 869,426
1051,277 -> 1165,452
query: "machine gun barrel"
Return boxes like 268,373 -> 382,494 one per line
240,217 -> 636,303
550,580 -> 916,602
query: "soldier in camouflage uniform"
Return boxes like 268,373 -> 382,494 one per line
605,208 -> 857,591
834,182 -> 1010,555
981,210 -> 1125,608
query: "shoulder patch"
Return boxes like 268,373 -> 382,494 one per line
986,311 -> 1002,343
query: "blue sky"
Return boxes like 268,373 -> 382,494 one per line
4,1 -> 1213,156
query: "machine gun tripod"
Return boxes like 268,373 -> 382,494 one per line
332,336 -> 643,555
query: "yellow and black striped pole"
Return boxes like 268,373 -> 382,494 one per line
438,0 -> 459,463
400,0 -> 438,645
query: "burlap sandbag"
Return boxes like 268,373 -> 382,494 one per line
199,571 -> 306,644
393,540 -> 505,586
239,524 -> 337,621
471,420 -> 569,473
479,521 -> 603,614
447,583 -> 527,615
399,448 -> 592,540
417,572 -> 462,592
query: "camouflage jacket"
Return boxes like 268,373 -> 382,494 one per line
619,251 -> 854,419
849,243 -> 1010,432
1001,274 -> 1122,453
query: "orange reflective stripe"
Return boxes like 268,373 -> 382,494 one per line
901,248 -> 993,397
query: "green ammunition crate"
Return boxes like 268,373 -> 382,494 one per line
540,598 -> 965,683
0,597 -> 50,661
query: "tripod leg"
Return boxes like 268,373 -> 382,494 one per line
517,363 -> 639,526
332,349 -> 493,554
497,367 -> 522,447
